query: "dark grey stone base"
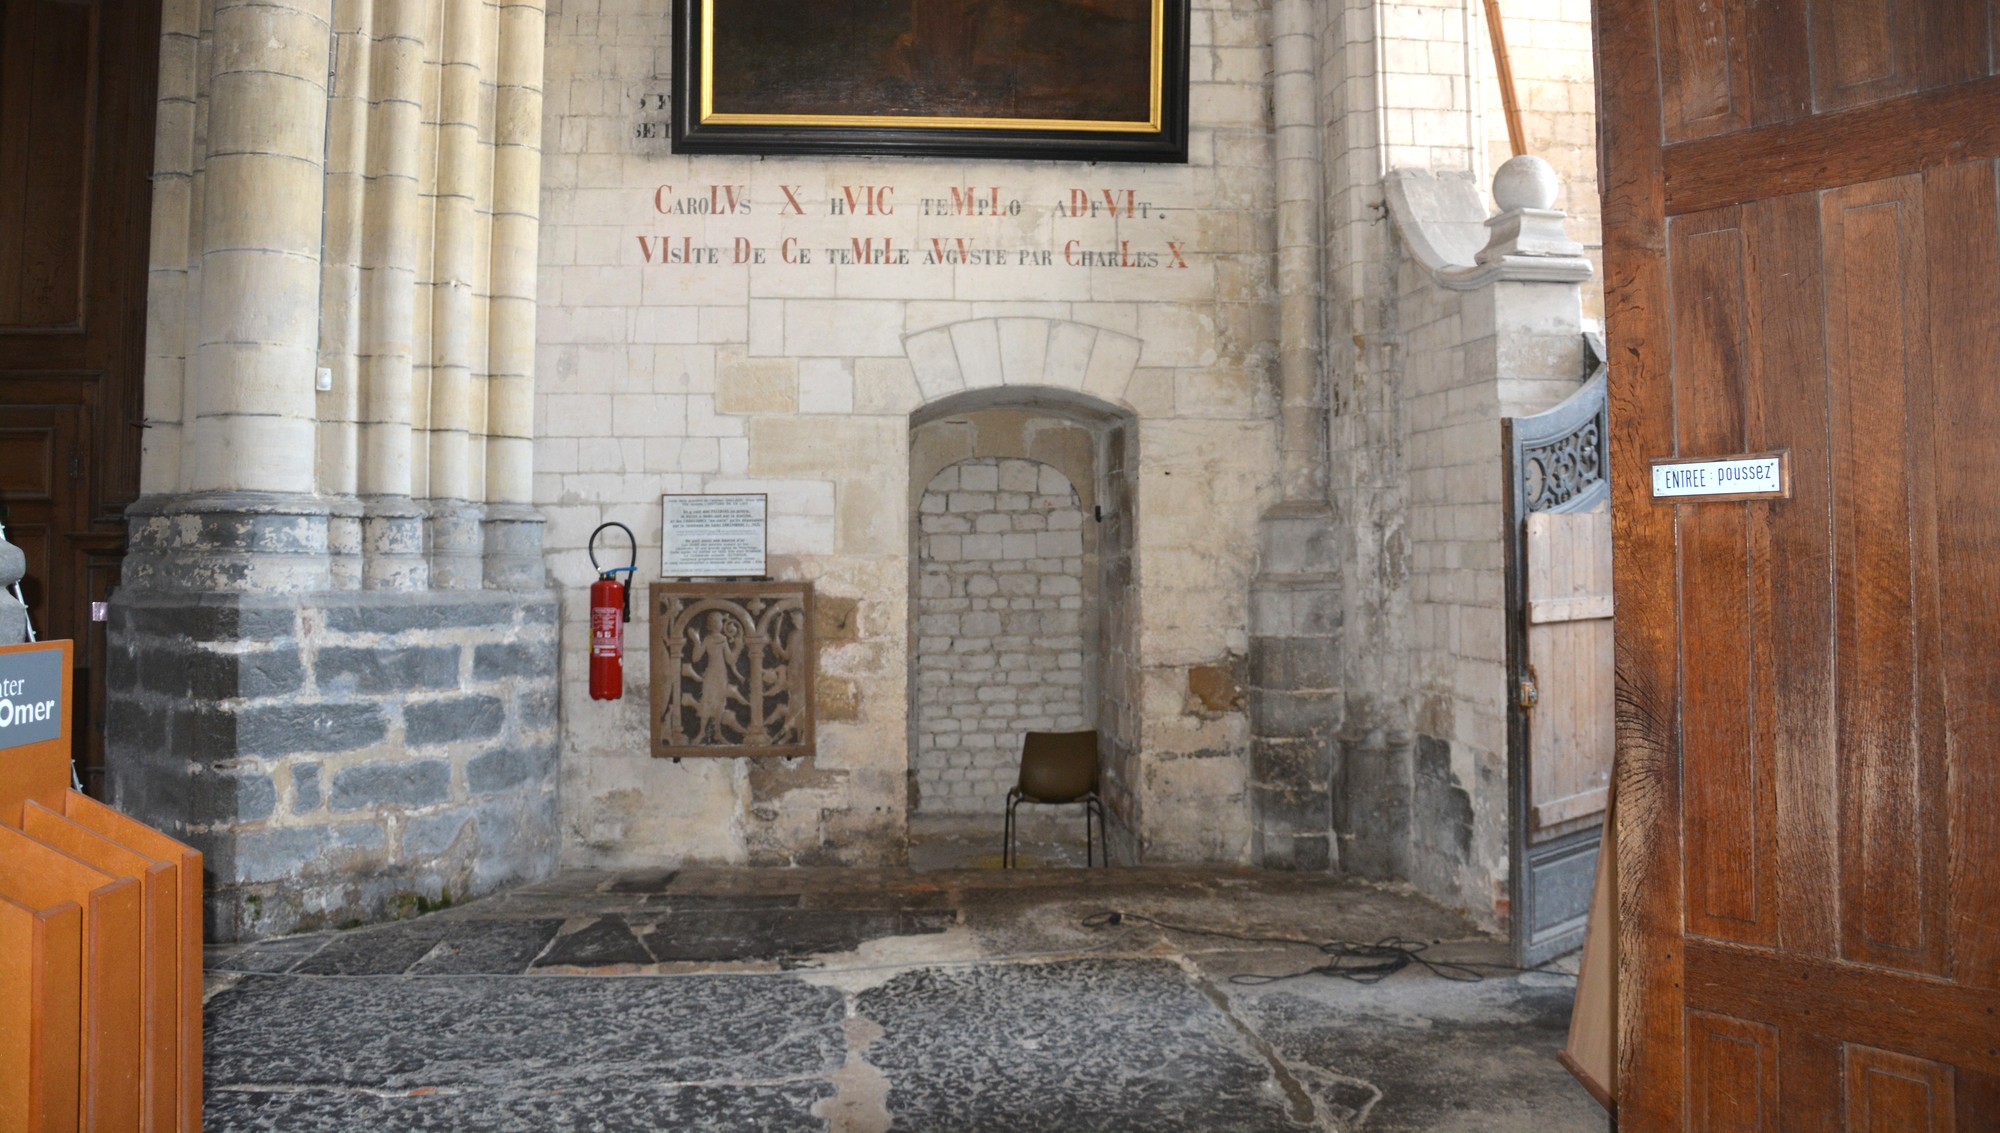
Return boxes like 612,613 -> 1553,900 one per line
205,975 -> 844,1132
1338,737 -> 1414,880
1246,502 -> 1341,872
104,587 -> 560,941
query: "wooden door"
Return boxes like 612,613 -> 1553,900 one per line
1525,507 -> 1613,839
1601,0 -> 2000,1126
1506,364 -> 1615,966
0,0 -> 158,797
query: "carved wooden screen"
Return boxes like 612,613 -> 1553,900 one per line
649,583 -> 814,759
1504,361 -> 1612,966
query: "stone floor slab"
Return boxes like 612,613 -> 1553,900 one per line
206,1081 -> 836,1133
859,959 -> 1304,1133
202,867 -> 1610,1133
409,919 -> 564,975
207,974 -> 849,1091
532,914 -> 652,968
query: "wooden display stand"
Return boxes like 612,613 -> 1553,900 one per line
0,641 -> 202,1133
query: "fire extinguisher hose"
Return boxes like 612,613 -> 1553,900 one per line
588,521 -> 638,622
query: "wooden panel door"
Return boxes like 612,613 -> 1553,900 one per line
1505,364 -> 1614,966
1600,0 -> 2000,1126
0,0 -> 159,796
1525,506 -> 1613,839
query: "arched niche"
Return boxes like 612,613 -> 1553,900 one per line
906,387 -> 1141,856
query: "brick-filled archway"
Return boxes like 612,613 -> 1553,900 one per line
911,458 -> 1090,814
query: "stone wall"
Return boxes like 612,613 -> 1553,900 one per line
542,0 -> 1278,869
107,589 -> 558,941
1384,161 -> 1590,926
913,459 -> 1090,814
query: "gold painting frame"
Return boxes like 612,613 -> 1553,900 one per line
670,0 -> 1191,163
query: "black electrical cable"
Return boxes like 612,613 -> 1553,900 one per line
1079,910 -> 1555,986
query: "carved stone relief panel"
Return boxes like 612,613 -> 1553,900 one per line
649,583 -> 814,759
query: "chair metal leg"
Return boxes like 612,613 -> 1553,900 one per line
1004,789 -> 1021,869
1085,798 -> 1094,867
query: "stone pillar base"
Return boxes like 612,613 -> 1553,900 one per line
1247,501 -> 1340,871
426,501 -> 486,591
362,498 -> 430,591
123,492 -> 336,594
482,503 -> 548,591
104,586 -> 560,941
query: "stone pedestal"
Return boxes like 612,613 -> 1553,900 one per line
107,493 -> 558,941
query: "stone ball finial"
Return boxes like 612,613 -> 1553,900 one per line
1493,155 -> 1560,212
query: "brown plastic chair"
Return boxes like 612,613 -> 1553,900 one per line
1004,730 -> 1107,868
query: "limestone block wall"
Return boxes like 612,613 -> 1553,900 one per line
913,459 -> 1090,815
1386,165 -> 1589,927
540,0 -> 1279,869
1307,0 -> 1602,896
106,590 -> 558,941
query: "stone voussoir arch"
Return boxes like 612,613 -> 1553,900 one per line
901,317 -> 1145,415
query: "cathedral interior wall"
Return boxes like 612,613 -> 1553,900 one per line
539,0 -> 1280,868
85,0 -> 1609,940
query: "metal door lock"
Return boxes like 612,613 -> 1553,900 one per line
1517,670 -> 1540,709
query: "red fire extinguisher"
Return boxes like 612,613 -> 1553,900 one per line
588,522 -> 637,701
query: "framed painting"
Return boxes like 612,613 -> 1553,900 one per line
670,0 -> 1191,163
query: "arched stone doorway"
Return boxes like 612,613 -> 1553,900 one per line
907,390 -> 1139,853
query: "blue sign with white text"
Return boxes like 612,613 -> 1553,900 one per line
0,646 -> 62,750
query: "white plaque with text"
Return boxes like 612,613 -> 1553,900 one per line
1650,452 -> 1790,502
663,494 -> 767,577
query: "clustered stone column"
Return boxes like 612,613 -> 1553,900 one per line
109,0 -> 559,941
482,0 -> 549,590
357,0 -> 430,592
1247,0 -> 1342,871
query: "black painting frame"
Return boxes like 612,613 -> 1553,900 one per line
670,0 -> 1191,163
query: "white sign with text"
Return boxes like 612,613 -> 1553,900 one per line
1650,453 -> 1789,501
663,494 -> 768,577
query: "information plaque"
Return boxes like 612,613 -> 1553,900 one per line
662,493 -> 767,577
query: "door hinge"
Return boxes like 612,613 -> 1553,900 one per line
1517,669 -> 1540,709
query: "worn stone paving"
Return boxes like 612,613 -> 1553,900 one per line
203,867 -> 1610,1132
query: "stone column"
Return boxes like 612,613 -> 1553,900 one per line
359,0 -> 431,591
424,0 -> 488,589
317,0 -> 371,590
1272,0 -> 1327,506
481,0 -> 547,591
123,0 -> 338,597
1247,0 -> 1341,870
107,0 -> 562,943
193,0 -> 332,499
1375,154 -> 1592,916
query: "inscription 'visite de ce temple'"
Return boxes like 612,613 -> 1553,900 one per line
634,183 -> 1192,271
